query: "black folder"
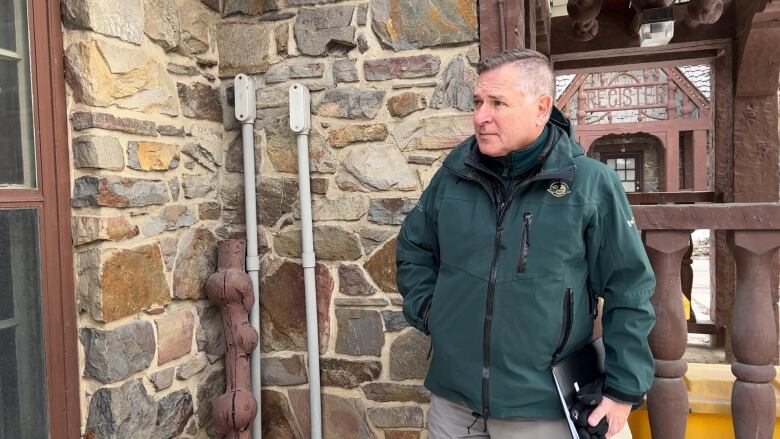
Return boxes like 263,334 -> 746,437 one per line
551,337 -> 606,439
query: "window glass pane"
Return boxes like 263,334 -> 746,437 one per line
622,182 -> 635,192
618,170 -> 626,180
0,214 -> 12,321
607,159 -> 616,168
627,170 -> 636,181
0,2 -> 16,51
0,209 -> 47,439
616,158 -> 625,169
626,158 -> 636,169
0,0 -> 35,188
0,327 -> 21,438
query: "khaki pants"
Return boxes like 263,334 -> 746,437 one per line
427,394 -> 633,439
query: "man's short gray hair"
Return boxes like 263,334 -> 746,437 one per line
476,49 -> 554,100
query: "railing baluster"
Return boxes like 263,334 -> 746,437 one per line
729,231 -> 780,439
644,230 -> 691,439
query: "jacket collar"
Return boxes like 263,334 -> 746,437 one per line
444,107 -> 582,183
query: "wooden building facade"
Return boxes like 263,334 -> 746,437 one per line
557,66 -> 711,193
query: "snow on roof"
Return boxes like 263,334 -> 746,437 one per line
555,74 -> 576,100
678,64 -> 711,100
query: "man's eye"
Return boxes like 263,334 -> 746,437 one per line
495,101 -> 505,106
473,100 -> 482,107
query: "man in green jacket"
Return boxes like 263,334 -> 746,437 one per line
396,49 -> 656,438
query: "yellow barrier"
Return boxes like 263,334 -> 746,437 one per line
628,363 -> 780,438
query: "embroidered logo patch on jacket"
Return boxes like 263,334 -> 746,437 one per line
547,181 -> 571,197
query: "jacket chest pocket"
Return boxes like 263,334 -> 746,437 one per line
509,206 -> 584,278
516,212 -> 534,273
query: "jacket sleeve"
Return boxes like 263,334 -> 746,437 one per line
585,170 -> 656,405
396,175 -> 441,334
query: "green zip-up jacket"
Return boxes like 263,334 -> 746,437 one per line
396,108 -> 656,420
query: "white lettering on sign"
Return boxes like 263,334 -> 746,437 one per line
583,84 -> 668,111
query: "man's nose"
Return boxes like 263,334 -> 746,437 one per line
473,105 -> 492,126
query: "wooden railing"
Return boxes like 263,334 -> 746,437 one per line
627,191 -> 721,205
628,191 -> 725,340
633,203 -> 780,439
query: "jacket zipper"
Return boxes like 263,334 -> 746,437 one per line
552,288 -> 574,363
517,212 -> 534,273
480,182 -> 521,421
442,165 -> 573,420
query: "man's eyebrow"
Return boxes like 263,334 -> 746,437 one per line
472,93 -> 508,101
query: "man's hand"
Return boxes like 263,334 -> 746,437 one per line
587,397 -> 631,438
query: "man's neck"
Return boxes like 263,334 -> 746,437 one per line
516,126 -> 546,152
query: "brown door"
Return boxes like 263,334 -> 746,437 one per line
601,153 -> 643,192
0,0 -> 79,437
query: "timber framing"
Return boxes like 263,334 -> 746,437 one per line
479,0 -> 550,59
549,3 -> 736,70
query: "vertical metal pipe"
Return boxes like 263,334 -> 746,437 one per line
234,74 -> 261,439
243,121 -> 262,439
297,133 -> 322,439
289,84 -> 323,439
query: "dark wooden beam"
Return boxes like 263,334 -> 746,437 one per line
573,117 -> 711,133
633,204 -> 780,230
555,56 -> 717,74
688,321 -> 725,336
550,3 -> 736,57
553,47 -> 721,71
627,191 -> 719,205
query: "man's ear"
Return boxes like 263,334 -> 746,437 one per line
537,95 -> 553,125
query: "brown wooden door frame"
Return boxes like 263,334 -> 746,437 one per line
0,0 -> 80,436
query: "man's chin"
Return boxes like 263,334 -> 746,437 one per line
477,142 -> 507,157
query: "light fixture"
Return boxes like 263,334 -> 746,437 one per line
639,7 -> 675,47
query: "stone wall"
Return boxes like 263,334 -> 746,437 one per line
65,0 -> 478,437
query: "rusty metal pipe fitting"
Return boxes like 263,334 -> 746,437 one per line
207,240 -> 258,439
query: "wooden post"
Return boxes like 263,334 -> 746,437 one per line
525,0 -> 536,50
577,84 -> 587,125
478,0 -> 525,59
712,42 -> 735,350
692,129 -> 708,191
729,231 -> 780,439
665,132 -> 680,192
644,230 -> 690,439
